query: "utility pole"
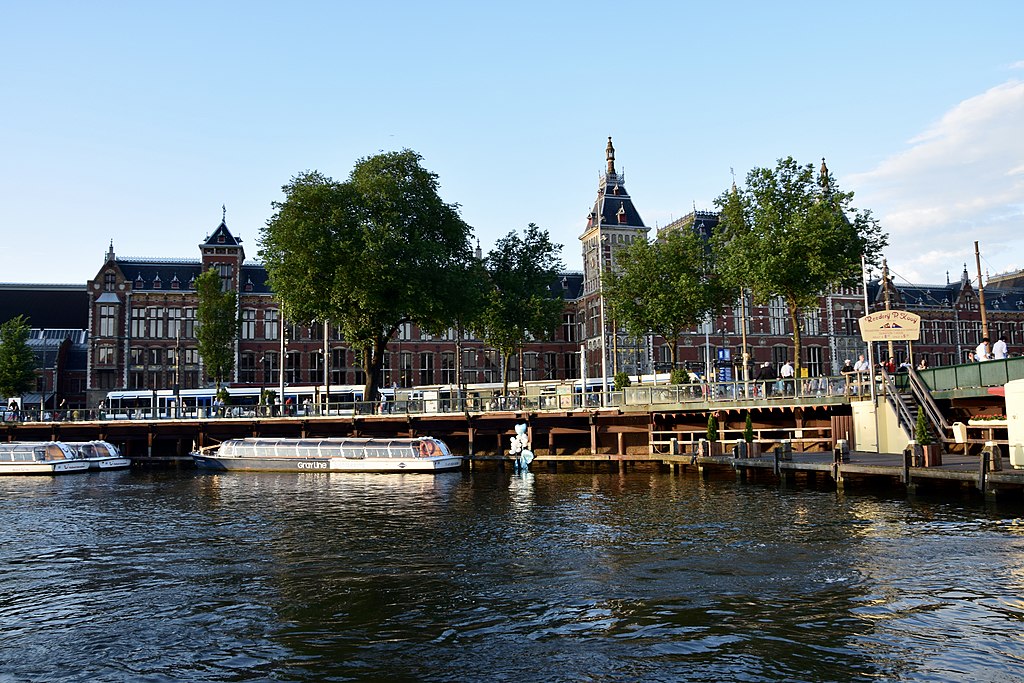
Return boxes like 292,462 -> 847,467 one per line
975,241 -> 990,356
882,259 -> 894,362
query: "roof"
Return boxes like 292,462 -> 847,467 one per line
201,220 -> 243,248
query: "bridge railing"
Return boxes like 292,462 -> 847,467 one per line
916,356 -> 1024,392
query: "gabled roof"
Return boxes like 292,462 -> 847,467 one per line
582,137 -> 648,235
201,220 -> 242,248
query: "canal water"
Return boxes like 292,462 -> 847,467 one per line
3,469 -> 1024,683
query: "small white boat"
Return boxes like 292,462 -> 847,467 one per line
0,442 -> 90,475
192,436 -> 462,473
64,441 -> 131,470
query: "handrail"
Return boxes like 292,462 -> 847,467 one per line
878,369 -> 917,440
906,367 -> 950,435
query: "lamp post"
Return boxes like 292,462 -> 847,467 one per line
279,322 -> 287,415
597,233 -> 608,404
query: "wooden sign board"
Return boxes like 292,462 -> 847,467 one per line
859,310 -> 921,342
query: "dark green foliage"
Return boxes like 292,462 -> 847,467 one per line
195,268 -> 238,387
477,224 -> 564,395
614,371 -> 631,390
915,410 -> 933,445
0,315 -> 36,398
707,413 -> 719,443
714,157 -> 887,375
603,227 -> 730,372
261,150 -> 477,402
670,369 -> 688,385
744,412 -> 754,443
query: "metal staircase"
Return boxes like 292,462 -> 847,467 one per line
878,368 -> 949,443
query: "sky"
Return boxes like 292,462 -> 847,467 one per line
2,1 -> 1023,290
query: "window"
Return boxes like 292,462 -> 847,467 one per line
217,263 -> 233,292
563,351 -> 579,379
240,352 -> 257,384
147,307 -> 163,338
400,351 -> 413,386
440,351 -> 456,384
732,294 -> 751,335
262,352 -> 278,384
129,347 -> 144,367
563,313 -> 577,342
131,308 -> 145,338
103,272 -> 116,291
806,346 -> 823,377
129,371 -> 145,390
99,305 -> 117,337
397,322 -> 413,341
167,308 -> 182,339
769,297 -> 787,336
182,308 -> 197,338
285,351 -> 301,384
308,351 -> 322,384
241,309 -> 256,340
523,352 -> 539,381
544,352 -> 558,380
97,345 -> 115,366
803,308 -> 820,337
264,309 -> 279,340
331,349 -> 345,384
184,349 -> 200,365
419,352 -> 434,386
149,348 -> 162,366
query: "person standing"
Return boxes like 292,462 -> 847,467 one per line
779,360 -> 794,395
992,335 -> 1009,360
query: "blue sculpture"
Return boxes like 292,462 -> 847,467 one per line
510,423 -> 534,471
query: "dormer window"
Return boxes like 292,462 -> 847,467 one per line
218,234 -> 225,243
153,275 -> 162,289
244,277 -> 254,292
170,275 -> 180,290
617,203 -> 627,224
134,274 -> 144,288
188,276 -> 196,290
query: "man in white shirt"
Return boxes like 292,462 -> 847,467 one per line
975,338 -> 990,362
992,335 -> 1008,360
853,354 -> 869,373
779,361 -> 794,395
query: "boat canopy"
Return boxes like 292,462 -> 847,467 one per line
0,442 -> 76,462
219,437 -> 448,460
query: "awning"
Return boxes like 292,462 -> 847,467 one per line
20,393 -> 55,407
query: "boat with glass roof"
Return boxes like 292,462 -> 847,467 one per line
64,441 -> 131,470
0,441 -> 91,475
192,437 -> 462,473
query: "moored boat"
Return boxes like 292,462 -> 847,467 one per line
192,437 -> 463,473
0,442 -> 90,475
64,441 -> 131,470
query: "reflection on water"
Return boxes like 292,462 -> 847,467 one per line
2,469 -> 1024,682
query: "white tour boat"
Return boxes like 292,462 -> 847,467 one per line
192,436 -> 463,473
0,442 -> 91,475
65,441 -> 131,470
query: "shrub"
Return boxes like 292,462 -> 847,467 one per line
670,369 -> 688,385
915,410 -> 933,445
614,371 -> 632,390
707,413 -> 719,443
744,413 -> 754,443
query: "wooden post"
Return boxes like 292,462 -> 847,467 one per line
617,431 -> 625,456
590,422 -> 598,455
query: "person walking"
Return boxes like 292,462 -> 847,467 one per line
975,337 -> 991,362
992,335 -> 1009,360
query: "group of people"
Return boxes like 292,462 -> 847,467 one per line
972,335 -> 1009,362
754,360 -> 796,396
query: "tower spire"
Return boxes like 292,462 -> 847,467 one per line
606,136 -> 616,175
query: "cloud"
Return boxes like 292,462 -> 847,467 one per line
848,79 -> 1024,284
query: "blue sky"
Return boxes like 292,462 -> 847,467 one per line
3,1 -> 1023,289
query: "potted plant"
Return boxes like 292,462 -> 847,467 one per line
915,410 -> 942,467
706,413 -> 719,456
744,412 -> 759,458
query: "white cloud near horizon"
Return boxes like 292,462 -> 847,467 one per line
848,79 -> 1024,286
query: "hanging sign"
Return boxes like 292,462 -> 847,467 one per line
859,310 -> 921,342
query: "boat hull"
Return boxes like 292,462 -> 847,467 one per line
192,454 -> 463,473
86,457 -> 132,471
0,460 -> 91,475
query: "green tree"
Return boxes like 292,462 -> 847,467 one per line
195,268 -> 238,387
707,413 -> 719,443
744,412 -> 755,444
0,315 -> 36,399
714,157 -> 887,375
260,150 -> 476,403
602,226 -> 731,373
477,224 -> 565,396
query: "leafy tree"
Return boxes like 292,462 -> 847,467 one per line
707,413 -> 719,443
714,157 -> 887,375
602,226 -> 731,372
614,371 -> 631,390
744,412 -> 754,444
477,224 -> 564,396
261,150 -> 476,403
195,268 -> 238,387
915,409 -> 933,445
0,315 -> 36,399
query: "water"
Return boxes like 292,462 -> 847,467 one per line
3,469 -> 1024,683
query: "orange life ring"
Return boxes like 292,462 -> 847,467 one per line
417,440 -> 438,457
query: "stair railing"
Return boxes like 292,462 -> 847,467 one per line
878,368 -> 917,440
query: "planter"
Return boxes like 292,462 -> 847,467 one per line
968,419 -> 1007,427
922,444 -> 942,467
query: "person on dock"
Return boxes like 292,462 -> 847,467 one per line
756,362 -> 777,397
779,360 -> 794,395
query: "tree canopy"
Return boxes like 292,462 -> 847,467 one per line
714,157 -> 887,374
477,224 -> 565,395
260,149 -> 476,402
195,268 -> 238,387
602,227 -> 731,373
0,315 -> 36,399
